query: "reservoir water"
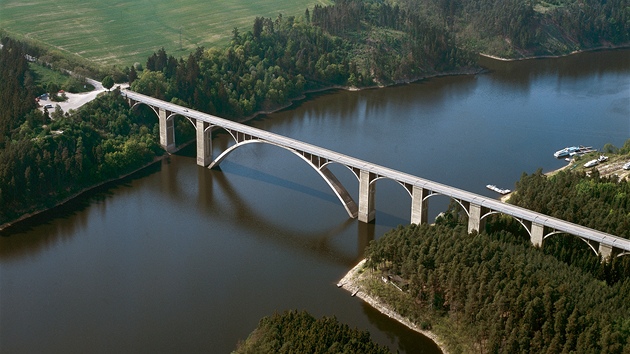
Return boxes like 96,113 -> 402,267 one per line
1,49 -> 629,353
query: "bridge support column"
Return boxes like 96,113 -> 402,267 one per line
196,120 -> 212,166
467,203 -> 487,234
158,108 -> 176,152
598,243 -> 616,260
530,223 -> 544,247
410,186 -> 429,225
358,170 -> 376,223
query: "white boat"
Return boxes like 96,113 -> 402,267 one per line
554,145 -> 594,158
584,159 -> 598,168
486,184 -> 511,195
554,146 -> 579,158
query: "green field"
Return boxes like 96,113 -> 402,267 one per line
0,0 -> 331,67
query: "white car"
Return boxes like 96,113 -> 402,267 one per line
623,162 -> 630,170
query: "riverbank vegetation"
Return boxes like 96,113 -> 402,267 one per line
353,143 -> 630,352
502,140 -> 630,285
0,38 -> 161,227
233,310 -> 390,354
362,223 -> 630,353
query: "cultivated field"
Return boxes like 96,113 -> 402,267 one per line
0,0 -> 332,67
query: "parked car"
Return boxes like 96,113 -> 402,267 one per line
623,162 -> 630,170
44,104 -> 53,109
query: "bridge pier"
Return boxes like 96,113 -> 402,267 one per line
530,222 -> 544,247
158,108 -> 176,152
598,243 -> 619,260
358,170 -> 376,223
467,203 -> 487,234
410,186 -> 429,225
196,120 -> 212,166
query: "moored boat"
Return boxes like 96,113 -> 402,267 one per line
554,146 -> 579,158
554,145 -> 595,158
486,184 -> 511,195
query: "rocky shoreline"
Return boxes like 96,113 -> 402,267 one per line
337,259 -> 449,354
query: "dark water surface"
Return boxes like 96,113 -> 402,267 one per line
1,49 -> 628,353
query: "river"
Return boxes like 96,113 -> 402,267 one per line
1,49 -> 628,353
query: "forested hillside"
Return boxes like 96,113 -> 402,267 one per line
364,223 -> 630,353
131,0 -> 627,123
0,38 -> 162,226
234,310 -> 390,354
131,7 -> 475,120
386,0 -> 629,57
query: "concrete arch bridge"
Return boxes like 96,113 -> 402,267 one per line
122,89 -> 630,259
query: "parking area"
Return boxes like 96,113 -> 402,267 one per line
39,79 -> 129,114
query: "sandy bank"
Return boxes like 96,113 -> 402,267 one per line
479,44 -> 630,62
337,259 -> 449,354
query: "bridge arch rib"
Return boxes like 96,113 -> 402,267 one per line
544,230 -> 600,256
207,139 -> 358,218
371,176 -> 414,197
166,112 -> 197,128
320,161 -> 361,181
480,210 -> 532,236
130,101 -> 159,118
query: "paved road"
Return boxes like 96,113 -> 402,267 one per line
40,79 -> 129,114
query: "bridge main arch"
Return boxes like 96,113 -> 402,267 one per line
207,138 -> 359,218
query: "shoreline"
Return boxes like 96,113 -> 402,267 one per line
337,259 -> 449,354
479,43 -> 630,62
235,66 -> 483,125
0,154 -> 169,232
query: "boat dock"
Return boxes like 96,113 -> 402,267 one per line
554,145 -> 596,158
486,184 -> 511,195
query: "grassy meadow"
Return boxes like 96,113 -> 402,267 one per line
0,0 -> 332,67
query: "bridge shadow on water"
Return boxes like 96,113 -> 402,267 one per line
195,161 -> 373,267
216,159 -> 340,205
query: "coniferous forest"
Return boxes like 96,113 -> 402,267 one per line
364,223 -> 630,353
234,310 -> 390,354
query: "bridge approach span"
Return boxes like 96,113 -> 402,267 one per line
122,89 -> 630,259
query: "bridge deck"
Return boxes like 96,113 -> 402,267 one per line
122,89 -> 630,253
